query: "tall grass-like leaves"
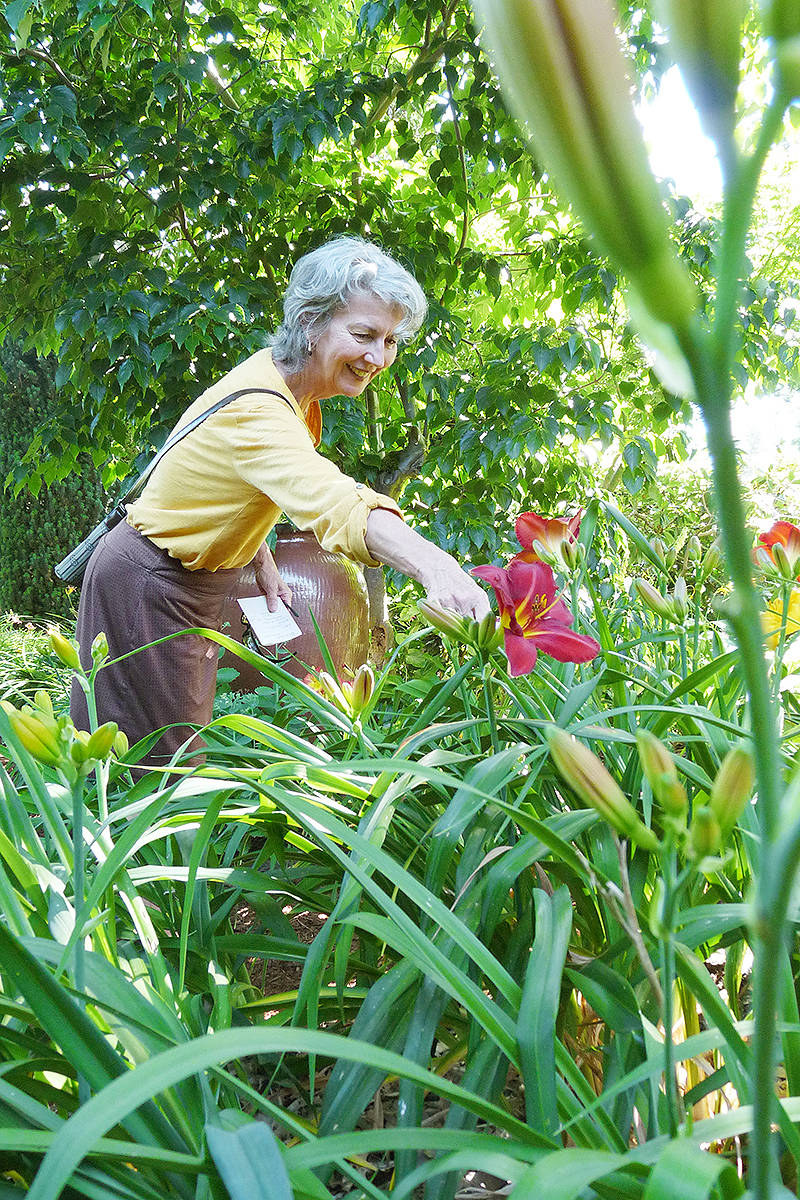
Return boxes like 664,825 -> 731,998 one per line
518,887 -> 572,1134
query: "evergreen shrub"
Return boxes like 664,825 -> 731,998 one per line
0,344 -> 105,618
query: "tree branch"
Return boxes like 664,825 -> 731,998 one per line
1,46 -> 75,89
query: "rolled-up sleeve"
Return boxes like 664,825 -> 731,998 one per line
231,398 -> 403,567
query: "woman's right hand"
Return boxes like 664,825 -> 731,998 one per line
365,508 -> 491,621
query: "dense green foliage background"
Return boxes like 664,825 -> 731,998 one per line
0,344 -> 104,616
1,0 -> 797,569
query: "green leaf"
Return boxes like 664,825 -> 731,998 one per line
206,1116 -> 293,1200
27,1027 -> 548,1199
642,1141 -> 744,1200
518,887 -> 573,1134
512,1148 -> 627,1200
48,86 -> 78,121
4,0 -> 31,33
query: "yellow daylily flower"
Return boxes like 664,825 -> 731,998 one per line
762,590 -> 800,649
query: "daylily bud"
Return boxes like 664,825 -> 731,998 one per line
113,729 -> 129,756
689,805 -> 722,859
317,670 -> 348,710
470,0 -> 697,331
709,746 -> 754,836
2,703 -> 63,766
701,538 -> 724,578
654,1 -> 745,159
763,1 -> 800,98
350,664 -> 374,715
671,576 -> 688,622
771,540 -> 795,582
70,729 -> 92,765
559,536 -> 583,571
648,875 -> 668,938
34,690 -> 54,718
634,578 -> 675,622
476,611 -> 504,653
651,538 -> 667,566
546,726 -> 659,851
417,599 -> 474,643
530,538 -> 561,569
86,721 -> 118,761
635,730 -> 688,817
91,632 -> 109,663
49,629 -> 81,671
686,535 -> 702,564
754,545 -> 779,576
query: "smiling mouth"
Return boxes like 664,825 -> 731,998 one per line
348,365 -> 371,380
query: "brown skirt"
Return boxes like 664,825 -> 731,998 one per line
70,521 -> 242,766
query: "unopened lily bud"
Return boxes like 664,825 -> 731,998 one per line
671,576 -> 688,621
764,0 -> 800,41
530,538 -> 561,569
86,721 -> 118,761
774,37 -> 800,98
560,536 -> 583,571
91,632 -> 109,663
470,0 -> 697,330
654,1 -> 745,156
689,805 -> 722,859
771,541 -> 795,582
475,610 -> 503,653
635,578 -> 675,622
754,545 -> 779,576
651,538 -> 667,565
49,629 -> 81,671
546,726 -> 659,851
33,690 -> 54,718
350,664 -> 375,715
417,599 -> 474,643
764,0 -> 800,97
709,746 -> 754,836
635,730 -> 688,817
686,535 -> 702,563
3,704 -> 63,766
701,538 -> 724,577
113,729 -> 129,756
70,729 -> 92,766
317,670 -> 348,710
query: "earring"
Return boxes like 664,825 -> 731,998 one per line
306,339 -> 313,355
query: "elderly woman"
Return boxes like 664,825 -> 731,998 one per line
71,236 -> 489,764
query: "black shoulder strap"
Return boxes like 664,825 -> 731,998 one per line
121,387 -> 293,506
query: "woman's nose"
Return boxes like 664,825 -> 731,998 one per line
364,342 -> 386,367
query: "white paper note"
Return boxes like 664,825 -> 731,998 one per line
237,595 -> 302,646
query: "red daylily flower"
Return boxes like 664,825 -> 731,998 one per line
471,558 -> 600,676
758,520 -> 800,579
514,510 -> 583,568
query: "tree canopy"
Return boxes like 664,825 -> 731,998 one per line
1,0 -> 798,562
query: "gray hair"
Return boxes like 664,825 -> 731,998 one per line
269,236 -> 428,372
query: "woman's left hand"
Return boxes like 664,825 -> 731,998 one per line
253,542 -> 293,611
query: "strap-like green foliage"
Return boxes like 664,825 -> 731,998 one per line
0,343 -> 104,617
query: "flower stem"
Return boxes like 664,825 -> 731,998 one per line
71,772 -> 89,1102
482,658 -> 500,755
681,329 -> 784,1200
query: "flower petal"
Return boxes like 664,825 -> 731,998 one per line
503,630 -> 540,675
472,563 -> 515,608
759,520 -> 800,550
531,627 -> 601,663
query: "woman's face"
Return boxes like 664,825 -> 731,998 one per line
308,292 -> 401,399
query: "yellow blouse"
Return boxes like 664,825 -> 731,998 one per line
126,349 -> 402,570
